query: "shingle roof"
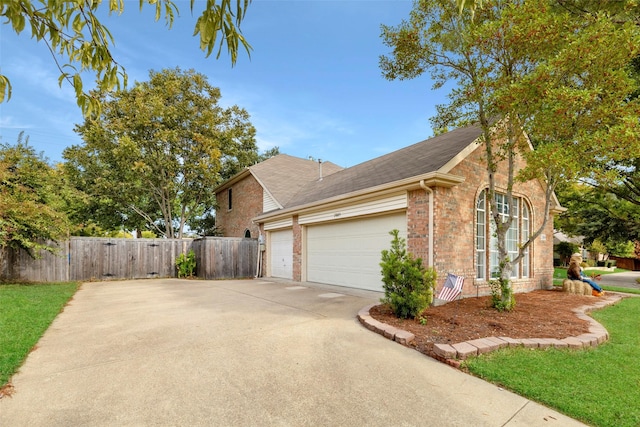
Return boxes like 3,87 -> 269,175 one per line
285,124 -> 483,207
249,154 -> 343,207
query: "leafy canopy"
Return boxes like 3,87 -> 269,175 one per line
0,0 -> 252,115
63,67 -> 258,239
380,0 -> 640,309
0,134 -> 72,256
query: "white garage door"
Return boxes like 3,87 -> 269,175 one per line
306,212 -> 406,291
269,229 -> 293,279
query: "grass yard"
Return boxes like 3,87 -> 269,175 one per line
0,282 -> 79,388
463,296 -> 640,427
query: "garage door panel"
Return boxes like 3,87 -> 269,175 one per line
270,229 -> 293,279
306,213 -> 406,291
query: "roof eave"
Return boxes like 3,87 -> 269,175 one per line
212,168 -> 252,194
253,171 -> 464,223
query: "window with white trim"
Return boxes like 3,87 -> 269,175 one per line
476,189 -> 531,280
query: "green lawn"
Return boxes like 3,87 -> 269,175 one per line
0,282 -> 79,387
463,296 -> 640,427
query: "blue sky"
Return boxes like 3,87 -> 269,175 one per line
0,0 -> 446,168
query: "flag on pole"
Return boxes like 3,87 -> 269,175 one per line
437,273 -> 464,302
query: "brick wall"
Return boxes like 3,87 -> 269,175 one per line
292,216 -> 302,281
407,189 -> 430,264
407,142 -> 555,297
215,175 -> 263,238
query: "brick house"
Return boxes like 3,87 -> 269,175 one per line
214,124 -> 562,297
214,154 -> 343,238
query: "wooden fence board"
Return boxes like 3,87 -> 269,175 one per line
1,237 -> 258,282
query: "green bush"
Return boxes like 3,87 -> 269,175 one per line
554,241 -> 579,266
380,229 -> 436,319
489,278 -> 515,312
176,250 -> 196,278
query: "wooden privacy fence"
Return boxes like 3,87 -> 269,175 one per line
0,237 -> 258,283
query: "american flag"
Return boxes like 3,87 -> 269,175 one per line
437,273 -> 464,302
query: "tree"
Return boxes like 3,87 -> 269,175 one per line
64,68 -> 258,239
1,0 -> 252,115
556,183 -> 640,247
380,0 -> 640,310
554,241 -> 579,267
0,133 -> 70,256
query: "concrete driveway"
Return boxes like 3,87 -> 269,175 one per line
0,279 -> 586,426
598,270 -> 640,290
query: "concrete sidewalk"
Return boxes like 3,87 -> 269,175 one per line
0,279 -> 586,426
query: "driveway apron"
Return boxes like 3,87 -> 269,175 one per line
0,279 -> 586,426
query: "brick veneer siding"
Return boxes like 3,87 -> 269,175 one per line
406,143 -> 555,298
215,175 -> 263,238
292,216 -> 302,281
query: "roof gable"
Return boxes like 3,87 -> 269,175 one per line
249,154 -> 343,208
286,125 -> 483,207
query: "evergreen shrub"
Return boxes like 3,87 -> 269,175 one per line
379,229 -> 436,319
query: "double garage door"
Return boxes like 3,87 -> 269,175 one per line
269,212 -> 406,292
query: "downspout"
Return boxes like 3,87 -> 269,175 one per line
419,180 -> 434,268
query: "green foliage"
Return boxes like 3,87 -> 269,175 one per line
0,134 -> 73,256
0,282 -> 79,387
554,241 -> 579,266
1,0 -> 252,116
381,0 -> 640,314
176,250 -> 196,278
380,229 -> 436,319
464,297 -> 640,427
63,68 -> 258,239
556,183 -> 640,249
488,278 -> 515,312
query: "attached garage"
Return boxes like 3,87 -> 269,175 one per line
305,212 -> 407,291
269,229 -> 293,279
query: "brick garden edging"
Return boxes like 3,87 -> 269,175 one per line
357,293 -> 624,368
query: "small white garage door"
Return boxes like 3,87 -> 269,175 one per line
269,229 -> 293,279
306,212 -> 407,291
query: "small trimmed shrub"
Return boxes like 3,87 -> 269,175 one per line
489,278 -> 515,312
380,229 -> 436,319
176,250 -> 196,278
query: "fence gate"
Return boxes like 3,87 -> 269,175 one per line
69,237 -> 194,281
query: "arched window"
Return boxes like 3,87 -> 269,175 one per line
244,229 -> 251,238
476,189 -> 532,280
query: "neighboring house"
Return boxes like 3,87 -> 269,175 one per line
553,230 -> 586,265
214,124 -> 563,297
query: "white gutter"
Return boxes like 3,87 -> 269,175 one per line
419,179 -> 434,268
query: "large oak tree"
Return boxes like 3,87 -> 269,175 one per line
64,67 -> 258,239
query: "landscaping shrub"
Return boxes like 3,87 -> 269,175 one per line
176,250 -> 196,278
380,229 -> 436,319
